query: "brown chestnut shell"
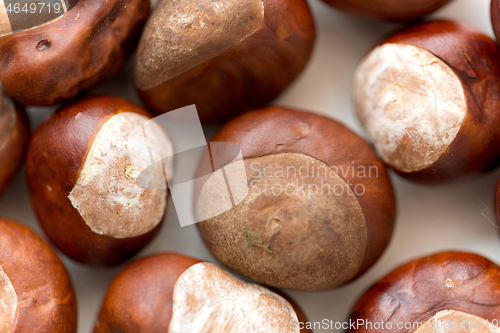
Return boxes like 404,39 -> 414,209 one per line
0,217 -> 77,333
93,252 -> 311,333
196,106 -> 396,290
25,95 -> 167,266
134,0 -> 316,122
355,20 -> 500,184
0,0 -> 149,106
491,0 -> 500,44
348,252 -> 500,333
321,0 -> 453,22
0,89 -> 29,197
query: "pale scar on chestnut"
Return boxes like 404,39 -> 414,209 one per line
197,152 -> 367,290
68,112 -> 173,239
0,2 -> 10,37
354,43 -> 466,172
415,311 -> 497,333
168,262 -> 299,333
0,265 -> 17,333
134,0 -> 265,90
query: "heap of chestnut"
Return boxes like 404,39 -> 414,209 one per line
1,0 -> 500,332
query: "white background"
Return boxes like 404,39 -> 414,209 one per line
1,0 -> 499,332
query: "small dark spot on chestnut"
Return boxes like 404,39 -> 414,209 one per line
36,40 -> 51,52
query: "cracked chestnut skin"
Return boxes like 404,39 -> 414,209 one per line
25,95 -> 165,266
134,0 -> 316,122
0,0 -> 149,106
360,21 -> 500,183
321,0 -> 453,22
348,252 -> 500,333
93,252 -> 311,333
196,106 -> 396,290
0,91 -> 29,197
0,217 -> 77,333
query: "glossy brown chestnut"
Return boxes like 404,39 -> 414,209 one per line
492,0 -> 500,43
26,95 -> 174,266
133,0 -> 316,122
195,106 -> 396,290
93,252 -> 311,333
0,217 -> 77,333
321,0 -> 453,22
0,88 -> 29,197
348,252 -> 500,333
353,20 -> 500,184
0,0 -> 149,106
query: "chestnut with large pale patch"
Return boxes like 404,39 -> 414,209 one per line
93,253 -> 312,333
348,252 -> 500,333
169,262 -> 299,332
68,112 -> 172,239
0,217 -> 77,333
26,96 -> 172,266
134,0 -> 315,122
353,21 -> 500,183
135,0 -> 265,90
197,153 -> 368,290
196,107 -> 396,291
354,43 -> 466,173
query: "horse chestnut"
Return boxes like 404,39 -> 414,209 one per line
349,252 -> 500,332
0,0 -> 149,106
0,88 -> 29,197
353,20 -> 500,183
321,0 -> 453,21
93,252 -> 311,333
0,217 -> 77,333
491,0 -> 500,43
133,0 -> 316,122
195,106 -> 396,290
26,95 -> 174,266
